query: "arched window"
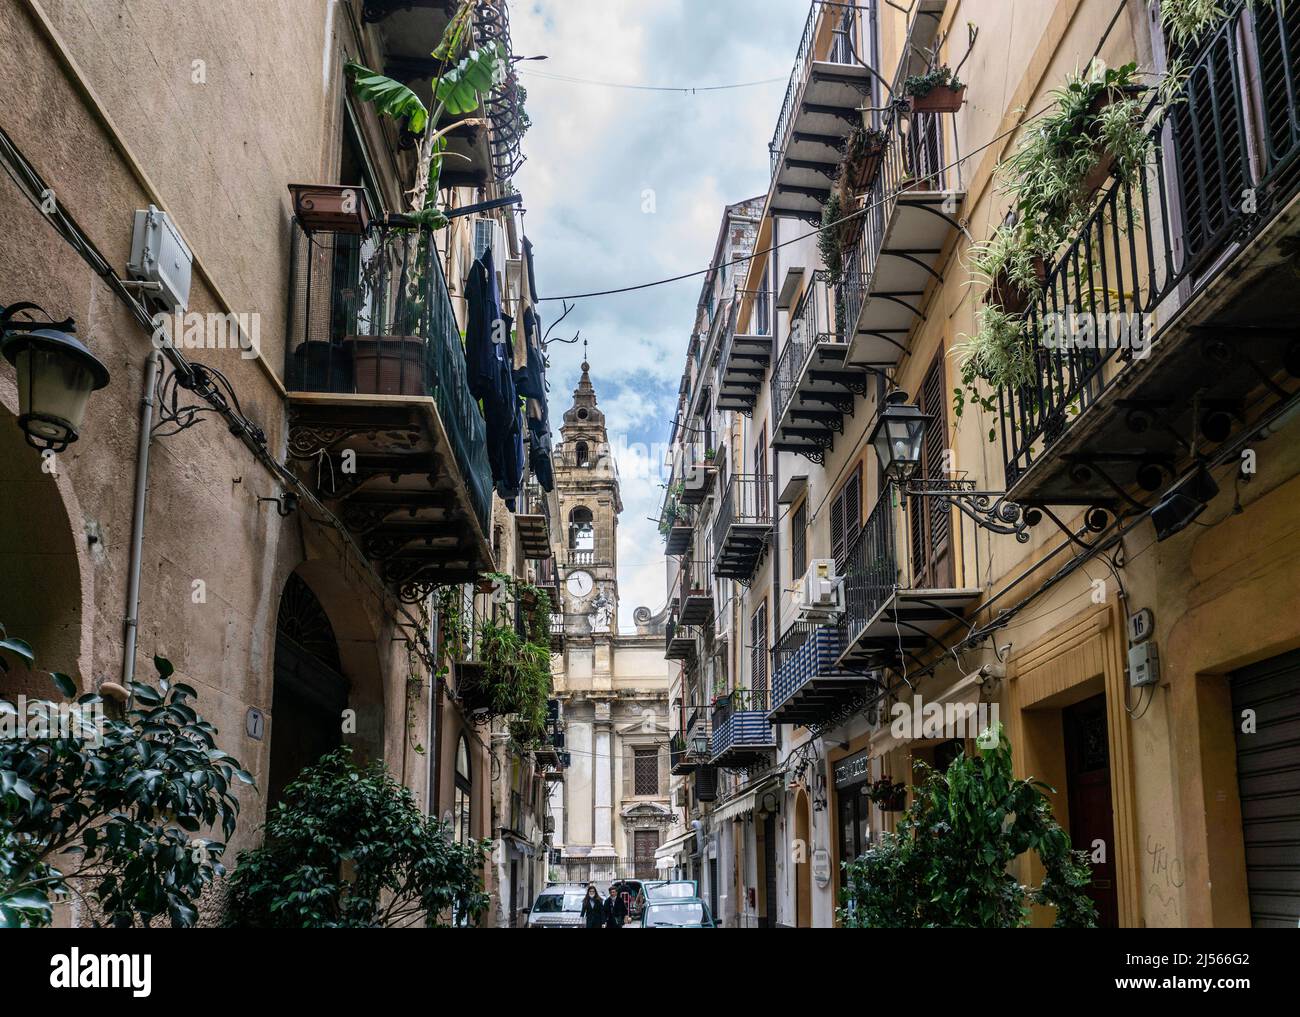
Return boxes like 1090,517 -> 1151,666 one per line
454,735 -> 472,844
575,441 -> 589,466
568,506 -> 595,554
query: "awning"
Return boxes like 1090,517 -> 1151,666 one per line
654,828 -> 695,862
711,775 -> 782,824
869,671 -> 985,757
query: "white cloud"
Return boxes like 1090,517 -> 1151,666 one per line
512,1 -> 808,626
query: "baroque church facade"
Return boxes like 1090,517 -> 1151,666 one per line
547,360 -> 674,883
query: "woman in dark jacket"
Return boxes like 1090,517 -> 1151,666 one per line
580,885 -> 604,929
604,887 -> 628,928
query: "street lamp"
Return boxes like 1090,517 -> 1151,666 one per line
869,390 -> 930,483
1,303 -> 110,452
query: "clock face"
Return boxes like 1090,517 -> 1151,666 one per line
566,570 -> 594,598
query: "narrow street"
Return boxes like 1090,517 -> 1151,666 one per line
0,0 -> 1298,984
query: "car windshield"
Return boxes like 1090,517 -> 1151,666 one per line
646,881 -> 696,900
533,891 -> 586,914
644,902 -> 708,927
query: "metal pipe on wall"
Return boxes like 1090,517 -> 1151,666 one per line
122,349 -> 160,697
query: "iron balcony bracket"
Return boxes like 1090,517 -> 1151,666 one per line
903,478 -> 1037,543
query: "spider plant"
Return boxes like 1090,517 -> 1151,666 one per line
951,306 -> 1037,430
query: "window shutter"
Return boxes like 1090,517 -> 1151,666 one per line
658,742 -> 669,795
751,602 -> 768,702
831,468 -> 860,574
830,490 -> 846,571
792,500 -> 808,578
622,743 -> 634,798
910,354 -> 951,587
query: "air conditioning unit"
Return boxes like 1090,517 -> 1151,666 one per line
795,559 -> 843,622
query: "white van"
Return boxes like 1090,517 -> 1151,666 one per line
524,884 -> 587,928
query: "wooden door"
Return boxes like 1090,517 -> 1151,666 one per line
1063,694 -> 1119,928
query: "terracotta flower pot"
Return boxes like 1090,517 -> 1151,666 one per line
345,335 -> 427,396
909,84 -> 966,114
288,183 -> 373,235
987,256 -> 1049,316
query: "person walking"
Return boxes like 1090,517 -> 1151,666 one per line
580,885 -> 604,929
604,884 -> 627,928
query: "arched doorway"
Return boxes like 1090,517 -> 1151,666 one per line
268,572 -> 349,807
0,402 -> 88,699
795,789 -> 813,927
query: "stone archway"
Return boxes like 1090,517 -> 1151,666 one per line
0,398 -> 93,699
267,561 -> 385,806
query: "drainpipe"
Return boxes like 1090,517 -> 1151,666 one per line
769,221 -> 781,705
122,349 -> 160,699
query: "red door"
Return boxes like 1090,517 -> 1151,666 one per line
1063,694 -> 1119,927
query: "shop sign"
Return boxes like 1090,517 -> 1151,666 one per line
833,748 -> 871,789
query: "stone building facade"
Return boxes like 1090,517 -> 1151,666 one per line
547,363 -> 674,884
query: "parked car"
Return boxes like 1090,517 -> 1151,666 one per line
644,879 -> 698,901
639,897 -> 717,928
523,884 -> 588,928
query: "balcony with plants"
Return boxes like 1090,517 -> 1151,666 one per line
768,1 -> 876,221
664,606 -> 698,662
769,271 -> 870,464
284,220 -> 494,595
677,547 -> 714,627
717,288 -> 775,415
836,34 -> 968,371
677,436 -> 719,507
360,0 -> 529,186
658,496 -> 697,556
436,575 -> 554,743
710,688 -> 777,770
985,1 -> 1300,515
712,473 -> 772,584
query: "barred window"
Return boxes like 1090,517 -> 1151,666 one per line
634,747 -> 659,796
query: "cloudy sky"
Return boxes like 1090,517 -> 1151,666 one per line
510,1 -> 808,628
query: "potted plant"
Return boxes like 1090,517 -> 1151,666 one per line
868,776 -> 908,811
904,66 -> 965,113
843,123 -> 889,191
970,222 -> 1053,316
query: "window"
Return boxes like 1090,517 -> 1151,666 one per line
454,735 -> 472,845
634,747 -> 659,796
791,499 -> 808,578
830,467 -> 862,575
568,506 -> 594,556
750,601 -> 768,705
909,355 -> 952,588
575,441 -> 589,466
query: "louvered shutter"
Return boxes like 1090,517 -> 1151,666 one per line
751,602 -> 768,704
657,742 -> 669,795
831,469 -> 860,574
830,490 -> 846,571
911,355 -> 952,588
622,743 -> 634,798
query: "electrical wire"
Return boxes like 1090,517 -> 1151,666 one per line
520,69 -> 787,93
536,100 -> 1052,303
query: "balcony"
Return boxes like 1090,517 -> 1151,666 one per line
770,621 -> 881,727
665,611 -> 697,662
660,499 -> 696,557
677,552 -> 713,626
717,289 -> 774,416
549,611 -> 565,651
999,2 -> 1300,508
678,441 -> 718,507
670,703 -> 713,776
770,272 -> 871,463
516,480 -> 552,560
284,222 -> 493,596
841,103 -> 967,367
768,1 -> 875,222
365,0 -> 525,185
710,689 -> 777,770
836,483 -> 981,670
558,536 -> 614,570
712,474 -> 772,584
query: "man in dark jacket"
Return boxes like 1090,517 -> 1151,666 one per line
604,886 -> 627,928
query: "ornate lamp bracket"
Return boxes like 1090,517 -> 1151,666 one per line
903,478 -> 1038,543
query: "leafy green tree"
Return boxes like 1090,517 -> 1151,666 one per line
0,628 -> 252,928
224,748 -> 490,928
838,729 -> 1097,928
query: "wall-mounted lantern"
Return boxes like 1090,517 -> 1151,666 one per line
869,390 -> 930,484
0,303 -> 110,452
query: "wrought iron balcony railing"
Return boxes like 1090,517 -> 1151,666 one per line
770,270 -> 845,430
286,222 -> 492,536
710,688 -> 776,767
769,1 -> 864,176
712,474 -> 772,582
717,290 -> 775,415
840,99 -> 964,364
998,1 -> 1300,495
